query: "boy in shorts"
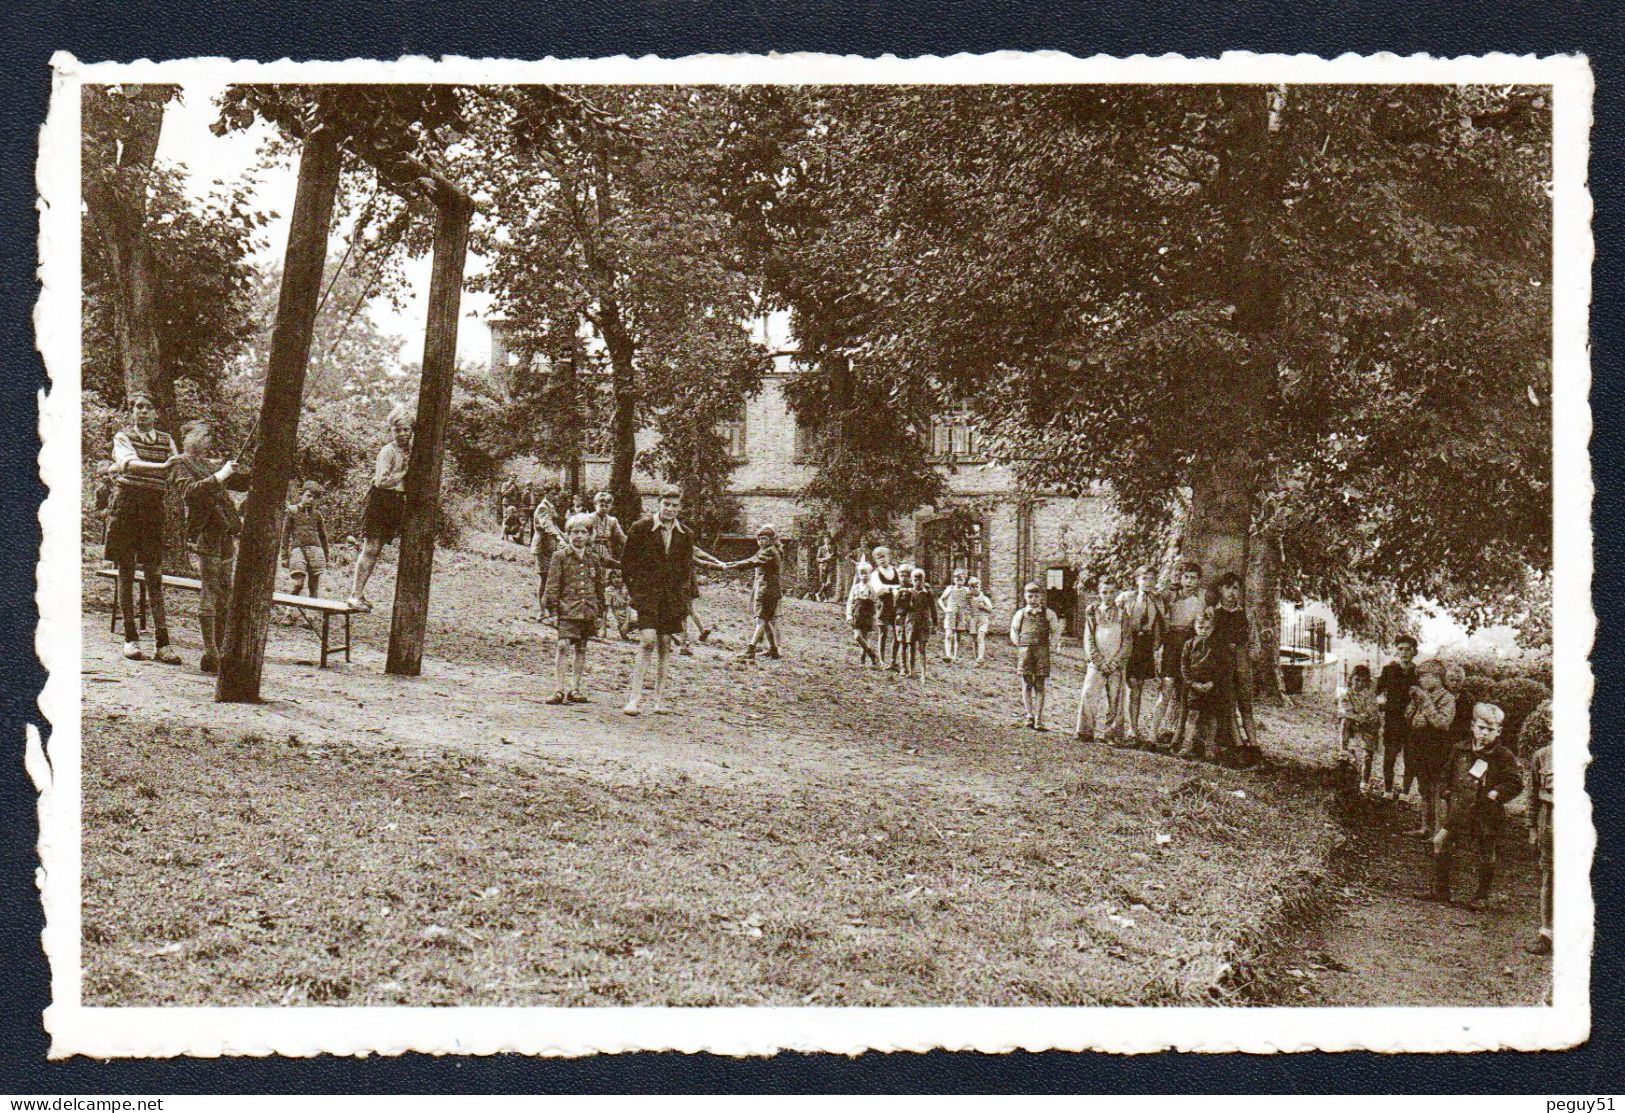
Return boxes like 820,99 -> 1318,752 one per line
348,407 -> 413,612
282,480 -> 330,599
1009,582 -> 1062,730
730,525 -> 783,660
541,513 -> 605,705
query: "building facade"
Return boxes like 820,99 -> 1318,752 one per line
489,320 -> 1112,622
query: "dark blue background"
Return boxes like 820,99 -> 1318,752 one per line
2,0 -> 1617,1093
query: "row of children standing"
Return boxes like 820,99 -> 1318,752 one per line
845,547 -> 995,683
1338,637 -> 1552,953
1021,561 -> 1261,764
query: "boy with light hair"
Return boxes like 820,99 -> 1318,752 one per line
348,406 -> 413,613
1431,702 -> 1523,909
1074,574 -> 1129,745
1009,582 -> 1062,730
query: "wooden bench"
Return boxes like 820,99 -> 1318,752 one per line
96,568 -> 354,668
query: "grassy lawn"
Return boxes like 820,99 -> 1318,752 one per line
84,715 -> 1337,1007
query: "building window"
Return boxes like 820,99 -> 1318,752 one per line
928,414 -> 984,462
792,417 -> 816,464
717,408 -> 747,460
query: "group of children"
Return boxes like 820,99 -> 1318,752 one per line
1003,561 -> 1261,766
844,550 -> 996,683
1338,635 -> 1553,953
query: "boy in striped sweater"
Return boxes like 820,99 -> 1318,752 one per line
105,394 -> 182,663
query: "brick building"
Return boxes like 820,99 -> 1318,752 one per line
488,319 -> 1112,625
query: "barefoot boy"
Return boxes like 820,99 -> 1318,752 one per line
1009,582 -> 1062,730
541,513 -> 605,705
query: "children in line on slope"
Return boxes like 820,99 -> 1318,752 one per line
282,481 -> 330,600
899,566 -> 937,684
1375,634 -> 1420,800
502,504 -> 525,544
1009,581 -> 1062,731
1337,664 -> 1382,793
939,568 -> 971,663
541,513 -> 605,706
846,562 -> 880,667
348,407 -> 413,613
1405,658 -> 1457,839
1119,564 -> 1166,748
1431,701 -> 1522,910
106,394 -> 183,664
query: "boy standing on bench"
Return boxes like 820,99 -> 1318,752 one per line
282,480 -> 330,599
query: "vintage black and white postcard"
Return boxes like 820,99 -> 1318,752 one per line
35,50 -> 1593,1057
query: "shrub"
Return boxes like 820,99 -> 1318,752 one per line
1518,698 -> 1553,759
1440,645 -> 1551,688
1484,676 -> 1550,746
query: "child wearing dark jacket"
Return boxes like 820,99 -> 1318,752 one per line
1179,608 -> 1236,764
1431,702 -> 1523,909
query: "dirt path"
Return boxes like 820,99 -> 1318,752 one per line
1244,792 -> 1551,1006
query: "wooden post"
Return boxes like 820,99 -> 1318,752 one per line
216,126 -> 342,702
386,191 -> 473,676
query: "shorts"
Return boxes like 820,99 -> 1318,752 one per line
1343,721 -> 1379,755
755,593 -> 781,622
534,542 -> 554,575
1126,630 -> 1158,681
905,619 -> 931,646
944,610 -> 969,634
877,595 -> 898,626
362,487 -> 406,542
103,485 -> 166,565
1159,626 -> 1192,680
1018,644 -> 1051,683
557,617 -> 598,645
289,543 -> 327,577
974,614 -> 991,636
632,596 -> 687,637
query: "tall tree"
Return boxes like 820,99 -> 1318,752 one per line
466,87 -> 765,528
82,84 -> 181,429
733,85 -> 1551,682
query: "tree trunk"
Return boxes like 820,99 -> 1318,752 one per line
216,128 -> 342,702
386,194 -> 473,676
82,87 -> 173,431
1247,521 -> 1285,702
601,305 -> 641,527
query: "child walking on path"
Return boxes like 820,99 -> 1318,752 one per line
899,567 -> 937,683
348,408 -> 413,613
1376,634 -> 1420,800
541,513 -> 605,706
1009,582 -> 1062,730
281,481 -> 330,599
587,491 -> 631,640
1431,702 -> 1523,909
174,421 -> 250,674
1405,658 -> 1458,838
106,394 -> 183,664
939,569 -> 972,663
869,548 -> 903,671
1337,664 -> 1382,793
1075,574 -> 1129,746
1180,607 -> 1236,763
846,562 -> 879,667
